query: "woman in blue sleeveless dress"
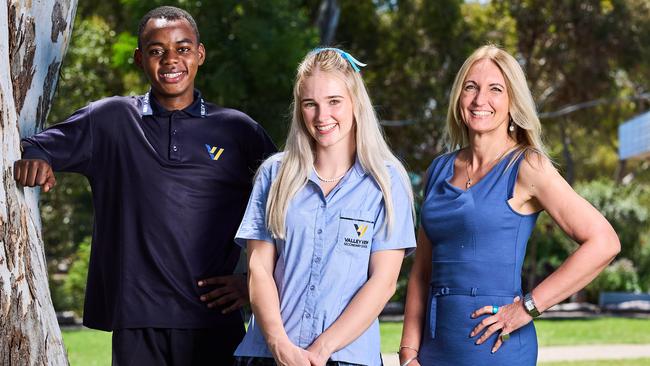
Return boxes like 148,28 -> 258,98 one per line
399,45 -> 621,366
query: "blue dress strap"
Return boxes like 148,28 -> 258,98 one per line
506,150 -> 527,199
423,152 -> 456,197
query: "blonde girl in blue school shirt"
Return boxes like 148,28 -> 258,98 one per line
233,49 -> 417,366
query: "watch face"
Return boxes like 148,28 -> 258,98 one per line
525,299 -> 534,310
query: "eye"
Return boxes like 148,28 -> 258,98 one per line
329,99 -> 341,105
302,102 -> 316,108
178,47 -> 191,53
491,86 -> 503,93
463,84 -> 477,92
149,48 -> 164,57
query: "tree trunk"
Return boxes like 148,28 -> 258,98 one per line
559,118 -> 575,185
316,0 -> 340,45
1,1 -> 77,365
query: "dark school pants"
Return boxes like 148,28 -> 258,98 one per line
112,326 -> 245,366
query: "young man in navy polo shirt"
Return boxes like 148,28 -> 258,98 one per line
13,6 -> 276,365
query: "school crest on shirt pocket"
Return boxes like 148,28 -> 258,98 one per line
337,209 -> 375,251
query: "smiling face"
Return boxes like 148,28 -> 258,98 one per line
135,18 -> 205,110
300,69 -> 355,151
459,59 -> 510,136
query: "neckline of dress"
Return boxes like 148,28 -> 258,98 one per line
445,149 -> 514,193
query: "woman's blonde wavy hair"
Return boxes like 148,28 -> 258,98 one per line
266,49 -> 414,240
447,45 -> 549,161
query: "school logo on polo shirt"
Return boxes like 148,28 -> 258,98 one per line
205,144 -> 224,161
344,223 -> 370,248
354,224 -> 368,238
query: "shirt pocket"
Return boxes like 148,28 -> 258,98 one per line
334,209 -> 375,312
336,209 -> 375,256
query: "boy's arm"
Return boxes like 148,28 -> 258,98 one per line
16,104 -> 95,187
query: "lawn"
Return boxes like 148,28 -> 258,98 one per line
62,328 -> 111,366
62,318 -> 650,365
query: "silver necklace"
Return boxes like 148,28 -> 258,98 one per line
313,167 -> 346,182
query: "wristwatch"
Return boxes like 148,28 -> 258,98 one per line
523,292 -> 541,317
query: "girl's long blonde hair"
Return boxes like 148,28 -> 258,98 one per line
266,49 -> 414,239
446,45 -> 549,161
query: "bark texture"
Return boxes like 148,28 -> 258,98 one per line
1,1 -> 77,365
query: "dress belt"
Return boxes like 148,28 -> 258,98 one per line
427,286 -> 521,339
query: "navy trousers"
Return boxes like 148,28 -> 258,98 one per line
112,326 -> 245,366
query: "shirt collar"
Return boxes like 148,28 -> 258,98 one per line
140,89 -> 206,118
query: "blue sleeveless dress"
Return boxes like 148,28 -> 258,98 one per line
418,150 -> 539,365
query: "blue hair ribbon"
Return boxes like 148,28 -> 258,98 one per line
312,47 -> 367,72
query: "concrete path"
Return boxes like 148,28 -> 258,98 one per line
381,344 -> 650,365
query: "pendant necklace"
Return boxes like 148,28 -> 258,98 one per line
465,147 -> 513,189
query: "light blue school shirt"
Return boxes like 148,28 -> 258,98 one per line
234,153 -> 416,366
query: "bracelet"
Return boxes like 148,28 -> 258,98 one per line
399,345 -> 419,354
400,356 -> 418,366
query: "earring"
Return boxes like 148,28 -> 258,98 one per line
509,118 -> 515,132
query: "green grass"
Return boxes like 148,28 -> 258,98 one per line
535,318 -> 650,346
62,328 -> 111,366
379,317 -> 650,352
539,359 -> 650,366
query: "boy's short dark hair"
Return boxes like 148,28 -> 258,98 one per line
137,6 -> 200,48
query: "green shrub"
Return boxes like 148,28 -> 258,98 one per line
585,258 -> 642,302
61,237 -> 92,316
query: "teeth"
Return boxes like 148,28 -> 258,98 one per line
471,111 -> 492,116
316,124 -> 336,132
162,72 -> 183,78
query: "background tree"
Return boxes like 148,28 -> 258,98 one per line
0,1 -> 77,364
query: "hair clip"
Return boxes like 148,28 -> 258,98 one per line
312,47 -> 367,72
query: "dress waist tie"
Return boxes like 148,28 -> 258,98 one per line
427,286 -> 522,339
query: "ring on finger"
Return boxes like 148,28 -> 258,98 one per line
501,332 -> 510,341
491,305 -> 499,314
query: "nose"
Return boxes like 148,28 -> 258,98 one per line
315,105 -> 331,123
472,88 -> 488,106
162,50 -> 179,65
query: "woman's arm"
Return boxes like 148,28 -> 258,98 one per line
248,239 -> 310,366
398,228 -> 433,366
518,157 -> 620,310
471,156 -> 620,352
306,249 -> 405,366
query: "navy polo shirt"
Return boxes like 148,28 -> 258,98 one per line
22,90 -> 276,331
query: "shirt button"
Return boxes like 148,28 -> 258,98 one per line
172,130 -> 177,135
317,229 -> 323,234
314,257 -> 321,263
304,312 -> 311,319
310,285 -> 316,290
172,145 -> 178,152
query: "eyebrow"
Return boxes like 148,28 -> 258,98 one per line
145,39 -> 194,48
464,80 -> 505,88
301,95 -> 344,102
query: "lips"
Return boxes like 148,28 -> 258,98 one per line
159,71 -> 187,83
315,123 -> 337,134
471,110 -> 493,117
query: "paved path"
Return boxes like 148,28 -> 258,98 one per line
381,344 -> 650,365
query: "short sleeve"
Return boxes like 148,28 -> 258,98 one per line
246,121 -> 277,174
234,157 -> 277,248
21,104 -> 94,176
371,166 -> 417,254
